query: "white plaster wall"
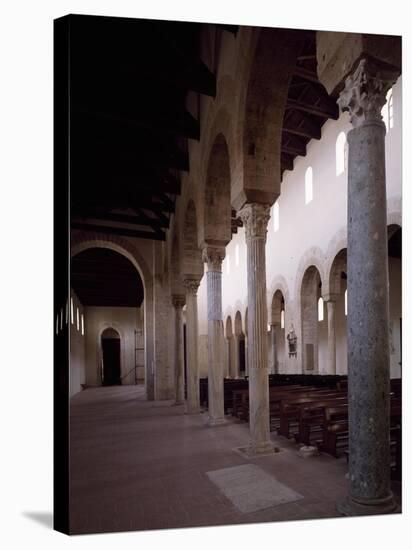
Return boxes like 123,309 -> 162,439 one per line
69,289 -> 86,397
218,77 -> 402,377
84,306 -> 142,386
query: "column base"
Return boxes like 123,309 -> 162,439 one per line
247,440 -> 277,456
172,400 -> 184,407
207,416 -> 227,427
337,493 -> 400,517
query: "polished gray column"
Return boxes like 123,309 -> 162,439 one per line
239,203 -> 273,454
202,246 -> 226,425
337,58 -> 398,515
183,278 -> 201,414
172,294 -> 185,405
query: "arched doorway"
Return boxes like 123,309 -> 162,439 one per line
270,290 -> 286,373
234,311 -> 245,378
101,328 -> 121,385
300,266 -> 323,373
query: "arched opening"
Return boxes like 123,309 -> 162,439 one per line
71,247 -> 145,392
270,290 -> 286,373
336,131 -> 347,176
234,311 -> 245,378
327,248 -> 348,375
388,224 -> 402,378
300,266 -> 322,373
101,328 -> 121,385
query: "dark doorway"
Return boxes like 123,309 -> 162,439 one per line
101,328 -> 121,385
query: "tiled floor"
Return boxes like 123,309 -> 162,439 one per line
69,385 -> 401,535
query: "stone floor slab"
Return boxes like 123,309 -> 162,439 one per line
206,464 -> 303,514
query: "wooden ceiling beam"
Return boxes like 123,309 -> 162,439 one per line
286,97 -> 339,120
281,143 -> 307,157
71,222 -> 166,241
282,118 -> 321,140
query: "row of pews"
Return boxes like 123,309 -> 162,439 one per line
200,375 -> 402,480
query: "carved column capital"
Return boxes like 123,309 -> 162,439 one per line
183,278 -> 201,296
172,294 -> 186,309
337,58 -> 398,128
202,245 -> 225,272
238,203 -> 271,241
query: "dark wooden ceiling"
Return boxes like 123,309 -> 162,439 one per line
69,15 -> 237,241
281,31 -> 338,175
71,248 -> 144,307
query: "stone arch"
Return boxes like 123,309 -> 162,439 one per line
225,315 -> 233,339
294,246 -> 326,301
200,132 -> 232,246
327,249 -> 348,298
70,230 -> 155,399
225,315 -> 235,379
233,27 -> 305,209
234,310 -> 243,337
300,265 -> 323,374
234,310 -> 245,378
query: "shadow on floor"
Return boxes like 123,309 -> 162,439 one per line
23,511 -> 53,529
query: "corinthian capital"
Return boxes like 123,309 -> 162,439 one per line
172,294 -> 186,309
202,245 -> 225,272
337,58 -> 398,128
183,278 -> 201,295
238,203 -> 271,241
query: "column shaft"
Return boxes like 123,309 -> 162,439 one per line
172,295 -> 185,404
337,58 -> 398,515
184,280 -> 200,414
203,246 -> 226,425
326,301 -> 337,375
239,203 -> 273,454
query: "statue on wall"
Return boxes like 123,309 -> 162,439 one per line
287,324 -> 297,358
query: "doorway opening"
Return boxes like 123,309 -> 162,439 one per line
101,328 -> 121,385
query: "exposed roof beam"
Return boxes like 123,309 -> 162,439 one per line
281,153 -> 294,171
74,211 -> 169,229
282,117 -> 321,140
281,144 -> 307,157
71,222 -> 166,241
293,66 -> 319,83
286,97 -> 339,120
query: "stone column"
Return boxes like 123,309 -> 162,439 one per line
336,58 -> 398,515
183,278 -> 201,414
233,335 -> 240,378
172,294 -> 185,405
238,203 -> 273,454
324,295 -> 338,376
202,246 -> 226,426
270,324 -> 278,374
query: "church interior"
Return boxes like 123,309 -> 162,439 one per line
54,14 -> 402,535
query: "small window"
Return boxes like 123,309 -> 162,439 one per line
70,298 -> 74,324
344,290 -> 348,316
60,308 -> 63,330
280,310 -> 285,329
226,254 -> 230,275
235,244 -> 240,267
336,132 -> 347,176
76,307 -> 80,331
305,167 -> 313,204
81,314 -> 85,336
273,202 -> 279,232
318,297 -> 324,321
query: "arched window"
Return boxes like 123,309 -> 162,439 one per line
70,297 -> 74,324
60,308 -> 63,330
336,132 -> 347,176
226,254 -> 230,275
235,244 -> 240,267
318,297 -> 324,321
344,289 -> 348,316
81,314 -> 85,336
76,307 -> 80,331
381,89 -> 394,131
65,300 -> 68,324
305,167 -> 313,204
273,201 -> 279,232
280,310 -> 285,329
